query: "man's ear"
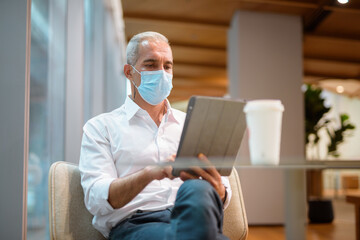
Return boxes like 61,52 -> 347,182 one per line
124,64 -> 133,80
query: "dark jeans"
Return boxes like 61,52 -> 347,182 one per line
109,179 -> 229,240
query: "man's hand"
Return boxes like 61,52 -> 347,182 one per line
146,154 -> 176,180
109,154 -> 176,209
179,153 -> 226,202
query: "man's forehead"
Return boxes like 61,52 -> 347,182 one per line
137,39 -> 172,61
139,39 -> 170,50
140,39 -> 151,47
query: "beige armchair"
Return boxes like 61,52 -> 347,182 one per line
49,161 -> 248,240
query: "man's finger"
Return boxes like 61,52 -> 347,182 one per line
163,166 -> 174,179
190,166 -> 212,180
190,166 -> 219,187
166,154 -> 176,162
197,153 -> 220,178
179,171 -> 198,181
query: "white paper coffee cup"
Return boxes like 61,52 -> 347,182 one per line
243,100 -> 284,165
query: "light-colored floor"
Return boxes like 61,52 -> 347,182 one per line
247,197 -> 356,240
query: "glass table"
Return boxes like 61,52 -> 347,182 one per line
232,158 -> 360,240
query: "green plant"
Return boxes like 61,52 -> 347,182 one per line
327,114 -> 355,157
304,84 -> 356,159
305,85 -> 331,146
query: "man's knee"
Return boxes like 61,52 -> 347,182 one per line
179,179 -> 213,194
177,180 -> 220,207
172,180 -> 225,240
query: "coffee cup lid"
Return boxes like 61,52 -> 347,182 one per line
243,99 -> 284,112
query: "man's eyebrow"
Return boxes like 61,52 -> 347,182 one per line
143,59 -> 156,63
143,59 -> 173,65
165,60 -> 173,66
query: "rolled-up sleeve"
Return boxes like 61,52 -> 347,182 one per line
79,120 -> 117,216
221,176 -> 232,210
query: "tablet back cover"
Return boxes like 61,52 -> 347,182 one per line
173,96 -> 246,176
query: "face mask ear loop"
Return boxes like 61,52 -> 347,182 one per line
130,65 -> 140,100
132,83 -> 136,100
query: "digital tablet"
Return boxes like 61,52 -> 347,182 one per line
172,96 -> 247,176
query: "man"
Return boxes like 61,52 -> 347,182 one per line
79,31 -> 231,240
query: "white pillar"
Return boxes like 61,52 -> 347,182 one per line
65,0 -> 84,164
228,10 -> 306,240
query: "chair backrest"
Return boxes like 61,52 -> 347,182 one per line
49,161 -> 248,240
223,168 -> 248,240
48,161 -> 106,240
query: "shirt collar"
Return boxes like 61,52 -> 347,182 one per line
124,96 -> 181,124
124,96 -> 142,121
165,99 -> 181,124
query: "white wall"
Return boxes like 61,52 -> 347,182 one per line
228,10 -> 306,237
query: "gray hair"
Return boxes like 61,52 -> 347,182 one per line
126,31 -> 170,65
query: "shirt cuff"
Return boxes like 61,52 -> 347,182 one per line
89,177 -> 117,215
221,176 -> 232,210
222,187 -> 231,209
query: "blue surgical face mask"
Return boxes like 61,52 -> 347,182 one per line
131,65 -> 173,105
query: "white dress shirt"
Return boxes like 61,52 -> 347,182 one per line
79,96 -> 232,238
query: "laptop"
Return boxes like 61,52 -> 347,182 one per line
172,96 -> 247,177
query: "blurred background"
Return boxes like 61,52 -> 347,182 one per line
1,0 -> 360,239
